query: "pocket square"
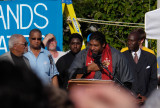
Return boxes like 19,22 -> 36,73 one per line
146,66 -> 150,69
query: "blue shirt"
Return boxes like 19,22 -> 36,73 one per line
24,47 -> 59,85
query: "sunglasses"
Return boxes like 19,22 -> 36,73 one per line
17,42 -> 28,47
31,38 -> 42,41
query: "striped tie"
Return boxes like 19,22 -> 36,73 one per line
134,52 -> 138,64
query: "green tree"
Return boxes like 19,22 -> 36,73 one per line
63,0 -> 157,53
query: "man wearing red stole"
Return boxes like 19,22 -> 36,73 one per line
68,31 -> 133,89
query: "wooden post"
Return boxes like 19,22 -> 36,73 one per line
157,0 -> 160,73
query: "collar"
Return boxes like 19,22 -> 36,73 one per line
69,51 -> 77,56
11,52 -> 23,58
28,46 -> 44,53
131,48 -> 141,59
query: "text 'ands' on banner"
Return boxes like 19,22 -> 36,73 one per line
0,0 -> 62,55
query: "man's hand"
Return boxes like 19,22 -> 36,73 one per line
43,33 -> 55,46
137,94 -> 146,105
52,75 -> 59,88
87,62 -> 102,73
102,60 -> 110,67
70,84 -> 138,108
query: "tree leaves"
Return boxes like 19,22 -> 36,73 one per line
63,0 -> 157,52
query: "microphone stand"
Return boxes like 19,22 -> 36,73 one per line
92,53 -> 131,91
100,64 -> 125,88
101,65 -> 135,97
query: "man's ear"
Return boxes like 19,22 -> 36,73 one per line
12,44 -> 17,50
29,37 -> 31,42
140,39 -> 144,44
102,43 -> 105,48
138,40 -> 141,45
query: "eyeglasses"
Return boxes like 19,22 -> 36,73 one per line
17,42 -> 28,47
31,38 -> 42,41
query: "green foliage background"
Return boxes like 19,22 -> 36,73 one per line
63,0 -> 157,54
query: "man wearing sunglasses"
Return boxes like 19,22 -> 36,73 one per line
0,34 -> 30,69
24,29 -> 59,87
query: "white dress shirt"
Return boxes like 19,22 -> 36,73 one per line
131,48 -> 141,60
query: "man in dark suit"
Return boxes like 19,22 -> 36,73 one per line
122,30 -> 158,105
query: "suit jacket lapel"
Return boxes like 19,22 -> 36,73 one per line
126,50 -> 135,65
8,52 -> 14,64
124,51 -> 138,79
23,57 -> 31,69
136,50 -> 146,73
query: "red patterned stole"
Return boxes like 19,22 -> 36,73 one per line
85,44 -> 113,80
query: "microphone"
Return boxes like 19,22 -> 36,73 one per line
92,53 -> 111,75
92,53 -> 108,71
48,55 -> 53,65
92,53 -> 101,66
92,53 -> 126,89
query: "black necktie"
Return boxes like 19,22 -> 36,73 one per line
134,52 -> 138,64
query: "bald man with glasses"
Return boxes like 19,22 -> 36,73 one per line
0,34 -> 30,69
24,29 -> 59,87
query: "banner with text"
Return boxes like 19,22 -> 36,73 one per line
0,0 -> 62,55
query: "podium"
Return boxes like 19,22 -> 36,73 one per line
68,79 -> 137,108
68,79 -> 115,90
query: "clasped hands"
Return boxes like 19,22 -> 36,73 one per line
136,94 -> 146,105
87,61 -> 107,73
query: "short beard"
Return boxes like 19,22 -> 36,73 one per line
31,45 -> 41,50
48,47 -> 56,51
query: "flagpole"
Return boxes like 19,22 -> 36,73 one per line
157,0 -> 160,74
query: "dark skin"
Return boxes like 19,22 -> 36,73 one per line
69,38 -> 82,54
137,94 -> 146,105
29,31 -> 42,57
127,34 -> 141,52
87,39 -> 106,73
127,34 -> 146,104
29,31 -> 59,87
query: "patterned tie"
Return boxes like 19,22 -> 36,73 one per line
134,52 -> 138,64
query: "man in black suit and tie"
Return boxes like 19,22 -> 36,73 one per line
122,30 -> 158,105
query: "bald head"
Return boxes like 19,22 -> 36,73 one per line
9,34 -> 25,49
9,34 -> 28,56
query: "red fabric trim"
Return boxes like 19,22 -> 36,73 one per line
85,44 -> 113,80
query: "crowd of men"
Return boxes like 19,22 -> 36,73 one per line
0,28 -> 158,107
